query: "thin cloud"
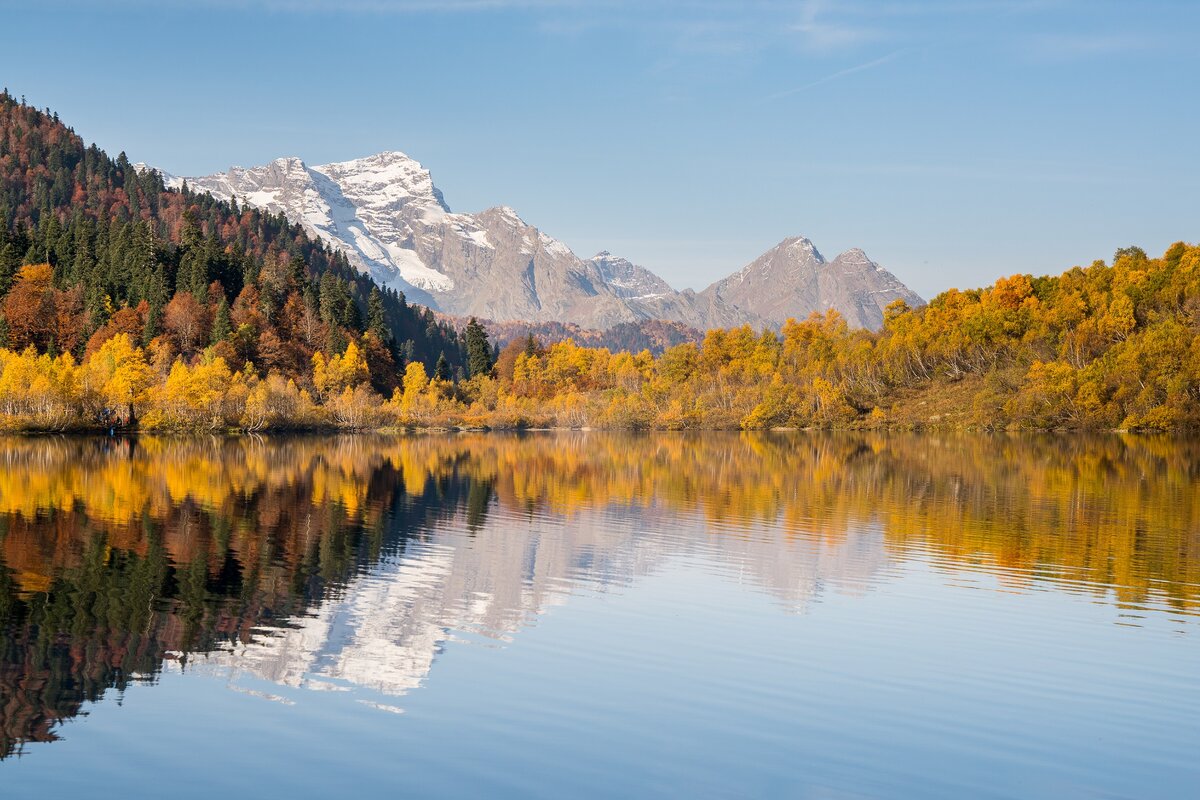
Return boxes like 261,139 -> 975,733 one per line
792,0 -> 885,53
763,49 -> 907,101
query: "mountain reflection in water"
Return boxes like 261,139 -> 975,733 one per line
0,432 -> 1197,761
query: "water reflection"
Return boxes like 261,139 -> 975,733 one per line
0,432 -> 1197,758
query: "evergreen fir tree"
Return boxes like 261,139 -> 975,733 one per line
434,352 -> 451,381
326,325 -> 347,356
367,286 -> 388,340
211,296 -> 232,344
142,305 -> 159,347
0,240 -> 16,296
464,317 -> 493,378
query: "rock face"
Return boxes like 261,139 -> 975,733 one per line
588,251 -> 674,299
157,152 -> 922,330
698,237 -> 924,330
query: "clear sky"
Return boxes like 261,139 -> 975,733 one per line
1,0 -> 1196,298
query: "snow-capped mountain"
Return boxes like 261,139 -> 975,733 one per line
150,152 -> 922,330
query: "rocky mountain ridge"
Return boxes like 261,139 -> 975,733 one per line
700,238 -> 924,329
147,151 -> 922,330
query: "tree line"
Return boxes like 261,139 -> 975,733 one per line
2,241 -> 1198,431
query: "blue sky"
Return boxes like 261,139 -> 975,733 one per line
1,0 -> 1196,298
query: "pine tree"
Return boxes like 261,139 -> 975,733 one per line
367,286 -> 388,341
464,317 -> 493,378
326,325 -> 347,357
180,207 -> 202,250
142,304 -> 159,347
211,296 -> 232,344
434,352 -> 451,381
0,240 -> 16,296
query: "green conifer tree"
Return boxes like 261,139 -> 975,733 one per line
367,286 -> 388,340
464,317 -> 493,378
211,296 -> 232,344
434,352 -> 451,381
142,304 -> 160,347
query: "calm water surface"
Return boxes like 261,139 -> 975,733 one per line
0,432 -> 1197,798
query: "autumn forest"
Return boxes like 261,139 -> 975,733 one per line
2,92 -> 1198,432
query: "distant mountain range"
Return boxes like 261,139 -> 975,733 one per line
144,151 -> 922,330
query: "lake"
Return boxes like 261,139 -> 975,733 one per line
0,432 -> 1197,798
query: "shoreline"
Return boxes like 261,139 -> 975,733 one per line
0,421 -> 1180,436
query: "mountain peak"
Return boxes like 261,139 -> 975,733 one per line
373,149 -> 418,162
314,150 -> 450,214
483,205 -> 527,227
702,236 -> 922,329
336,150 -> 431,176
836,247 -> 870,260
589,251 -> 675,299
233,156 -> 309,185
775,236 -> 825,263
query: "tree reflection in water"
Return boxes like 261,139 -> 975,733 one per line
1,432 -> 1197,757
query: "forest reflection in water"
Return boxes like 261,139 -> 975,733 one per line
0,431 -> 1197,763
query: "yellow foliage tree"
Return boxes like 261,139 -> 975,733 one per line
0,348 -> 80,428
313,340 -> 370,399
81,334 -> 154,425
148,355 -> 241,429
